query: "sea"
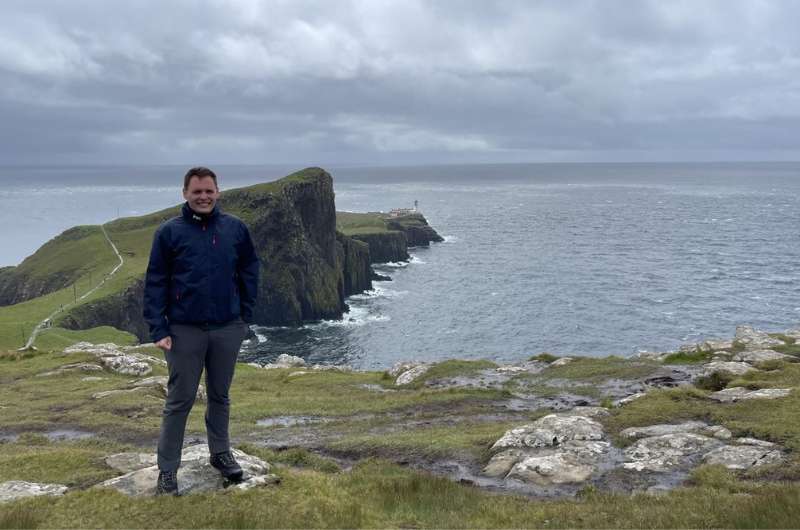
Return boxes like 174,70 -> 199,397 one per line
1,162 -> 799,370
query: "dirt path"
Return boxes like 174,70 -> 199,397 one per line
19,224 -> 124,350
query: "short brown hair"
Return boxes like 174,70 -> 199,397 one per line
183,167 -> 218,190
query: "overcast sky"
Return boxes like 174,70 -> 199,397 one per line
1,0 -> 799,166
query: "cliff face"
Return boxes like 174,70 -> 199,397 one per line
54,167 -> 375,341
385,213 -> 444,247
349,232 -> 409,263
335,211 -> 443,264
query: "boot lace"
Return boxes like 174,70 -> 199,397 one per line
216,451 -> 237,467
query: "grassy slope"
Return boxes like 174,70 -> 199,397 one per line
1,350 -> 800,527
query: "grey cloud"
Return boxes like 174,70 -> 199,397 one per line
0,0 -> 799,165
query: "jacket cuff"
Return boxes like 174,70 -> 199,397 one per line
150,327 -> 170,343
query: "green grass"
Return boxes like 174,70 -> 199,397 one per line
542,356 -> 661,382
335,211 -> 392,236
2,454 -> 800,528
662,350 -> 712,364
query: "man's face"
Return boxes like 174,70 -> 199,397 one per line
183,176 -> 219,215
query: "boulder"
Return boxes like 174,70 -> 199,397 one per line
620,422 -> 731,440
94,444 -> 279,497
550,357 -> 574,367
0,481 -> 68,503
615,393 -> 646,406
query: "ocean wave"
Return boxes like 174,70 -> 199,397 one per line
442,235 -> 458,243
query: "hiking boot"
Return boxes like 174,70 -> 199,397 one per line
155,469 -> 179,496
210,450 -> 244,481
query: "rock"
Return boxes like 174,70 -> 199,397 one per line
310,363 -> 352,371
620,422 -> 731,441
388,360 -> 425,377
105,452 -> 158,473
731,350 -> 791,364
734,326 -> 786,350
703,361 -> 757,377
36,362 -> 104,377
623,433 -> 722,472
0,480 -> 68,503
634,351 -> 669,361
81,376 -> 107,382
395,364 -> 431,385
482,448 -> 529,477
550,357 -> 574,367
616,393 -> 646,406
92,387 -> 152,400
94,444 -> 279,497
287,371 -> 309,377
506,453 -> 595,485
98,354 -> 152,376
496,361 -> 547,374
702,445 -> 784,470
275,353 -> 306,367
701,339 -> 734,352
736,437 -> 776,447
491,413 -> 604,451
62,342 -> 154,376
709,387 -> 793,403
784,328 -> 800,340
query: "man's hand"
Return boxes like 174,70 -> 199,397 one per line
155,336 -> 172,352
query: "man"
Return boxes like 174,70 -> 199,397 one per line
143,166 -> 260,496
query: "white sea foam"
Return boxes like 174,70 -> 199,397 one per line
302,305 -> 391,329
378,260 -> 410,268
442,235 -> 458,243
408,255 -> 426,264
347,284 -> 408,301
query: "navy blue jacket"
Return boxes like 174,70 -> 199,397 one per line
143,201 -> 260,342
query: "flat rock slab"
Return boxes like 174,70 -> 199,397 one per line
95,444 -> 279,497
105,452 -> 158,473
734,326 -> 786,350
731,350 -> 791,364
623,433 -> 723,472
0,481 -> 68,503
709,387 -> 793,402
491,413 -> 604,451
703,361 -> 758,377
702,445 -> 784,470
621,421 -> 731,440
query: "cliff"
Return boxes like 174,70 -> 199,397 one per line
336,211 -> 442,264
7,168 -> 375,341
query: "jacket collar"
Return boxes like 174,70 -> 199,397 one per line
181,201 -> 221,224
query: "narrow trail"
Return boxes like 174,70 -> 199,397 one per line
18,224 -> 125,351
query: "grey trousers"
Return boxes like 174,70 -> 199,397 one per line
157,318 -> 249,472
